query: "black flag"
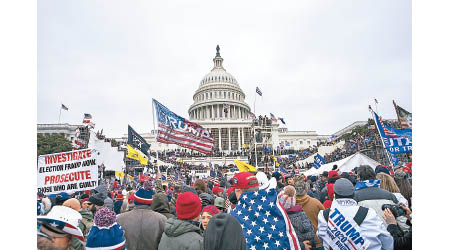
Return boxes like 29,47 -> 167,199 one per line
128,125 -> 150,157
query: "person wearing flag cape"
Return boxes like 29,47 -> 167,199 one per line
317,178 -> 393,250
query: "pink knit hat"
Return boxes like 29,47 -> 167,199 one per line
278,185 -> 296,210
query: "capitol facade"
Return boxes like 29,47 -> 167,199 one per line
38,46 -> 329,155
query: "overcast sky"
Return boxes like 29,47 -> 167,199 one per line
38,0 -> 411,138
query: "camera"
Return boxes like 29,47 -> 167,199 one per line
382,204 -> 405,218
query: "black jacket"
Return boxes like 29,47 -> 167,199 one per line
387,224 -> 412,250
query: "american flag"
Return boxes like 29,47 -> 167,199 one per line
230,189 -> 300,250
270,113 -> 278,122
250,112 -> 256,120
84,113 -> 92,119
223,103 -> 230,112
256,87 -> 263,96
374,112 -> 399,137
153,99 -> 215,155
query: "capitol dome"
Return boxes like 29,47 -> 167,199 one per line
188,45 -> 252,121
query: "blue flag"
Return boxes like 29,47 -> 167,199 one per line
263,146 -> 272,153
313,154 -> 326,169
230,189 -> 301,250
373,111 -> 412,154
279,166 -> 289,174
389,153 -> 399,166
279,118 -> 286,125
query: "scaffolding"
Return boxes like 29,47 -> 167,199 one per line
250,118 -> 275,170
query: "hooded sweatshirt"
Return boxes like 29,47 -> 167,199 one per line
158,218 -> 203,250
286,205 -> 315,250
203,213 -> 246,250
296,194 -> 325,248
151,193 -> 174,219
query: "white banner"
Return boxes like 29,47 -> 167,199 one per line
37,149 -> 99,195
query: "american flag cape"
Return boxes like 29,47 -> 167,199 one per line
230,189 -> 300,250
153,99 -> 215,155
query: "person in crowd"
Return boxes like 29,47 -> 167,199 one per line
158,192 -> 204,250
40,196 -> 52,215
194,179 -> 207,195
293,175 -> 325,250
117,181 -> 167,250
151,192 -> 174,219
155,180 -> 165,194
37,206 -> 84,250
394,170 -> 412,208
307,182 -> 321,201
86,207 -> 126,250
104,192 -> 114,211
319,170 -> 339,203
55,192 -> 71,206
201,205 -> 220,232
61,198 -> 85,250
272,171 -> 284,191
382,206 -> 412,250
286,172 -> 295,185
114,193 -> 124,214
317,178 -> 394,250
279,185 -> 315,250
212,185 -> 224,198
315,171 -> 327,193
203,213 -> 246,250
214,197 -> 226,212
376,172 -> 409,207
88,192 -> 106,216
199,192 -> 215,210
354,165 -> 398,227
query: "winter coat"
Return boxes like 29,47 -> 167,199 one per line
78,209 -> 94,238
354,186 -> 399,228
317,198 -> 394,250
116,205 -> 167,250
103,196 -> 114,211
114,200 -> 123,214
151,192 -> 175,219
296,194 -> 325,248
158,218 -> 204,250
387,224 -> 412,250
286,205 -> 316,250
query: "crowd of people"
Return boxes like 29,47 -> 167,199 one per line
37,161 -> 412,250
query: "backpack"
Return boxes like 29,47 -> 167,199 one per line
322,206 -> 369,226
80,216 -> 94,238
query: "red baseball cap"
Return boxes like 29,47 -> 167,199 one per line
231,172 -> 259,189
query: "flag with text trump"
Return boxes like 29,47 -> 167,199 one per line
153,99 -> 215,155
230,189 -> 300,250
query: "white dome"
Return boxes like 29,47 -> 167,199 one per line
188,45 -> 251,121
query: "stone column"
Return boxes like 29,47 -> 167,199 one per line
242,128 -> 245,145
238,127 -> 241,151
228,127 -> 231,151
218,128 -> 222,151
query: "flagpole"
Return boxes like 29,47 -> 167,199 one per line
152,100 -> 159,171
58,103 -> 62,124
369,106 -> 394,168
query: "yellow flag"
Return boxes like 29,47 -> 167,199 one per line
234,160 -> 258,172
115,171 -> 125,178
127,174 -> 133,181
242,144 -> 249,148
178,158 -> 183,163
126,145 -> 148,165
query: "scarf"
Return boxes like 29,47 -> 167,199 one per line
354,179 -> 380,191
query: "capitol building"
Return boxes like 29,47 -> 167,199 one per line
147,45 -> 323,153
38,46 -> 335,155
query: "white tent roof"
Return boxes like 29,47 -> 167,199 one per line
304,152 -> 381,176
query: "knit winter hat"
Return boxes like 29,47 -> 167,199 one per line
86,208 -> 126,250
202,205 -> 220,216
394,169 -> 408,179
134,181 -> 154,205
176,192 -> 201,220
89,192 -> 105,206
63,198 -> 81,211
292,175 -> 307,196
278,185 -> 296,210
334,178 -> 354,197
212,186 -> 224,195
272,172 -> 282,181
375,165 -> 391,175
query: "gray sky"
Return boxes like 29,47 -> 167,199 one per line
38,0 -> 411,138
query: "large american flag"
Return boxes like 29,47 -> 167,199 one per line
230,189 -> 300,250
153,99 -> 215,155
374,111 -> 399,138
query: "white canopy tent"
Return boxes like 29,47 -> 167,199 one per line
303,152 -> 381,176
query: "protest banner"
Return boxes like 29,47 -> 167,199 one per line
37,149 -> 99,195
